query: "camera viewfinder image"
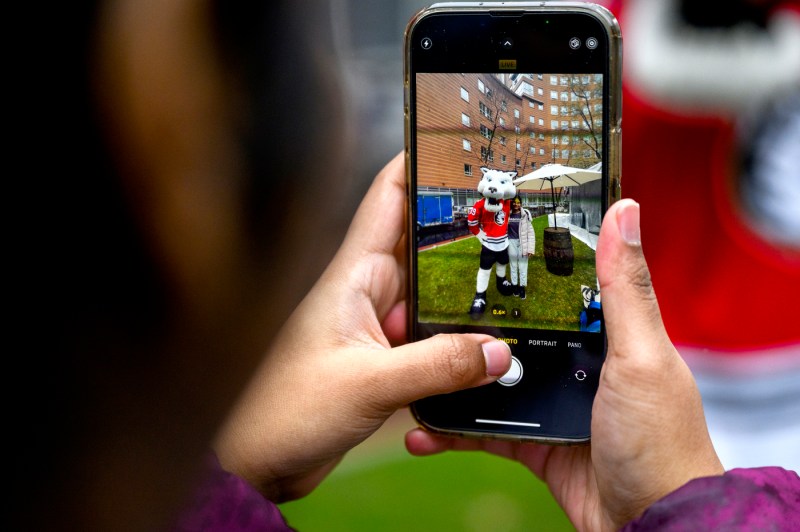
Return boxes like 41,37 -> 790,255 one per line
415,73 -> 603,332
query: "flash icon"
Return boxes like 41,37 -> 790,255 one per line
586,37 -> 598,50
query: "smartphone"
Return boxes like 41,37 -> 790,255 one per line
404,2 -> 621,444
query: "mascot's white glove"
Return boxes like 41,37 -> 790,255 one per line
476,229 -> 487,243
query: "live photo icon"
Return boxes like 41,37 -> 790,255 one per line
499,59 -> 516,70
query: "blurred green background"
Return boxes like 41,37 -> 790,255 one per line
279,410 -> 574,531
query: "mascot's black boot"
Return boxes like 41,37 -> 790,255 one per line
469,291 -> 487,319
497,276 -> 515,296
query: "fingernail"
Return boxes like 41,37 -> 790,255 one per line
617,200 -> 641,245
482,340 -> 512,377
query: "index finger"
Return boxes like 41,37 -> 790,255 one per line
341,152 -> 406,257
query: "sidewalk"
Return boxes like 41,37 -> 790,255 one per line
549,213 -> 599,251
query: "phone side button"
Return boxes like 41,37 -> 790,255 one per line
497,356 -> 523,386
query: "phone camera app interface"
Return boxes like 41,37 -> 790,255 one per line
414,72 -> 604,336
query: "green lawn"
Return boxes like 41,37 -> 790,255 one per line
418,216 -> 597,330
279,412 -> 573,531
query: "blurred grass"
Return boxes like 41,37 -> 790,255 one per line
418,215 -> 596,329
279,410 -> 574,531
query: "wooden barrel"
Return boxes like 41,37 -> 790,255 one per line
543,227 -> 574,276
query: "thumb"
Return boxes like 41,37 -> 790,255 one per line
592,200 -> 724,528
370,334 -> 512,409
596,199 -> 672,361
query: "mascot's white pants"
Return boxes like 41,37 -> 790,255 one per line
508,239 -> 528,287
476,264 -> 506,293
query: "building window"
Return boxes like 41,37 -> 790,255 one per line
478,79 -> 485,93
550,120 -> 559,129
501,154 -> 507,164
463,139 -> 471,151
462,113 -> 470,127
480,124 -> 492,139
550,90 -> 558,100
538,118 -> 544,126
461,87 -> 469,102
479,102 -> 492,119
464,164 -> 472,176
514,109 -> 520,118
499,135 -> 507,146
499,117 -> 506,127
550,105 -> 559,115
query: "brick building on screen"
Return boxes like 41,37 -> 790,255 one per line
415,72 -> 603,211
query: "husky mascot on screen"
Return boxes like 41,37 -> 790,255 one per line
467,167 -> 517,319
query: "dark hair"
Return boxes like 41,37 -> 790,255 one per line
13,2 -> 346,528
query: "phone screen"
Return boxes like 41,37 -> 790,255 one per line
405,4 -> 621,443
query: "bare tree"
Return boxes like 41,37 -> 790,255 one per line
463,78 -> 536,173
566,75 -> 603,165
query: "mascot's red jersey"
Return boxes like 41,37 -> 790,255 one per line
602,0 -> 800,353
468,199 -> 511,252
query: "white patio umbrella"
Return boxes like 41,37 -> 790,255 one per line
513,163 -> 601,228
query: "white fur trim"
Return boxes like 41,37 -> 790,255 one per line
626,0 -> 800,114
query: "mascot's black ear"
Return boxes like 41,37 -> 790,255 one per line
480,166 -> 490,176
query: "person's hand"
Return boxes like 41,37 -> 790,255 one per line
405,199 -> 725,531
213,153 -> 511,502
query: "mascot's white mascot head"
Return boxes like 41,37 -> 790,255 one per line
477,167 -> 516,212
